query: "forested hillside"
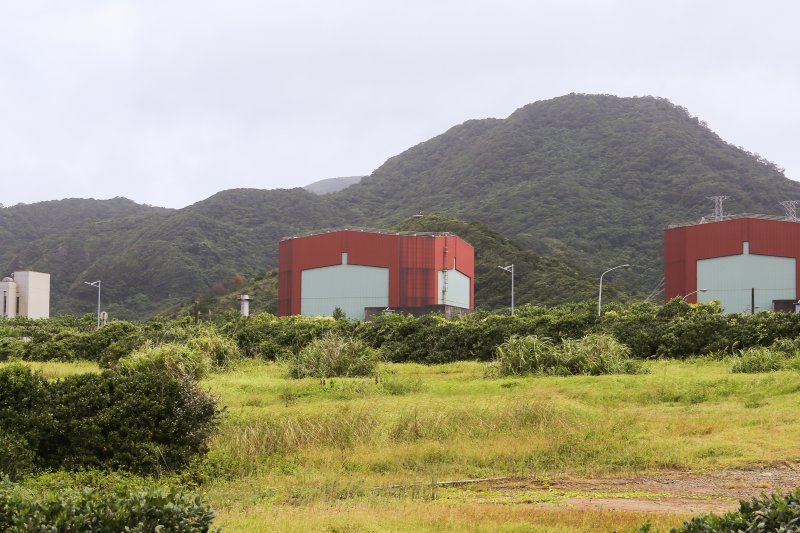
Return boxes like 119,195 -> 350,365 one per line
163,214 -> 607,318
0,197 -> 167,254
337,94 -> 800,293
4,189 -> 353,318
4,94 -> 798,317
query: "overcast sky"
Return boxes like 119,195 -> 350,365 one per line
1,1 -> 798,209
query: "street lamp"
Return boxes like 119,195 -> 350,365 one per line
498,264 -> 514,315
682,288 -> 708,301
597,264 -> 630,316
84,280 -> 101,329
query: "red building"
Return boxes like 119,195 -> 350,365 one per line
665,216 -> 800,312
278,229 -> 474,320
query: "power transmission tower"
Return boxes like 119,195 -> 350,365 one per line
779,200 -> 800,221
707,196 -> 730,220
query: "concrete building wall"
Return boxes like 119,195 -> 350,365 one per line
12,271 -> 51,319
300,254 -> 389,320
0,278 -> 17,319
697,242 -> 796,313
437,268 -> 471,309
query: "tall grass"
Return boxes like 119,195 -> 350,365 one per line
116,342 -> 211,380
489,333 -> 644,377
286,333 -> 379,380
729,342 -> 800,374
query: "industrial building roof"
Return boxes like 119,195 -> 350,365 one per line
667,213 -> 800,229
281,227 -> 469,244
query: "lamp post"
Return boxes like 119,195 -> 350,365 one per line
597,264 -> 630,316
682,288 -> 708,301
498,264 -> 514,315
84,280 -> 101,329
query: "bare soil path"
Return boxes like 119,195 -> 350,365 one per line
444,463 -> 800,514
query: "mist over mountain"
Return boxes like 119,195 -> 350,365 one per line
4,94 -> 797,318
304,176 -> 365,195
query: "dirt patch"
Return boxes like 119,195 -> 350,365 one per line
446,462 -> 800,514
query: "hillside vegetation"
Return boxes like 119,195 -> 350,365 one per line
5,94 -> 800,317
164,214 -> 606,317
339,94 -> 800,292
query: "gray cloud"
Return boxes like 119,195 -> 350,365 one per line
1,0 -> 798,207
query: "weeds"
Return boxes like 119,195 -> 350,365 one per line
287,333 -> 380,380
488,333 -> 645,377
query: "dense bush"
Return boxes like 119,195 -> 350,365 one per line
0,365 -> 53,474
660,488 -> 800,532
7,299 -> 800,367
287,333 -> 380,379
488,333 -> 644,377
117,342 -> 212,381
0,479 -> 217,532
0,363 -> 220,476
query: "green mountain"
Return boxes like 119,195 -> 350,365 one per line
3,189 -> 352,318
4,94 -> 799,317
304,176 -> 364,195
337,94 -> 800,293
0,197 -> 168,255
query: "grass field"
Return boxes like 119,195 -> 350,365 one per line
198,358 -> 800,531
8,357 -> 800,531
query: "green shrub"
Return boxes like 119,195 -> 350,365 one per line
187,327 -> 242,369
0,338 -> 26,361
0,364 -> 54,461
730,346 -> 789,373
45,368 -> 220,474
117,342 -> 211,381
667,487 -> 800,532
565,333 -> 644,375
288,333 -> 380,379
0,479 -> 217,532
489,334 -> 643,377
0,435 -> 36,481
768,337 -> 800,357
489,335 -> 555,376
0,363 -> 220,477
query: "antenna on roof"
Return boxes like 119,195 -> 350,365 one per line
780,201 -> 800,221
706,196 -> 730,220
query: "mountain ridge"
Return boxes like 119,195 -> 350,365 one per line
4,93 -> 798,317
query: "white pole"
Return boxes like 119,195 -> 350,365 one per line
97,280 -> 101,329
598,264 -> 630,316
511,264 -> 514,315
498,264 -> 515,315
84,280 -> 101,329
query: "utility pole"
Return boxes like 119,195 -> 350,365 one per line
598,264 -> 631,316
84,280 -> 101,329
498,264 -> 514,315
